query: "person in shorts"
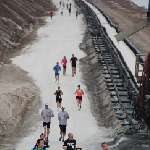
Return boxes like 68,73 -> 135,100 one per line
70,54 -> 78,77
62,133 -> 76,150
53,62 -> 61,84
58,106 -> 69,142
41,103 -> 54,142
61,56 -> 67,75
74,85 -> 84,110
54,86 -> 63,110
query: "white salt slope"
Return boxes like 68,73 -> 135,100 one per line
12,0 -> 112,149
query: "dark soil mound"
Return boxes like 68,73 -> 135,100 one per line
0,0 -> 56,54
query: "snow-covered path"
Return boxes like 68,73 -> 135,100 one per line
12,0 -> 112,149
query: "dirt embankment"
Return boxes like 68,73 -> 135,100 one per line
90,0 -> 150,54
0,0 -> 56,62
0,64 -> 41,139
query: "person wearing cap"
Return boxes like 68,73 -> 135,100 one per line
53,62 -> 61,84
41,103 -> 54,142
62,133 -> 76,150
54,86 -> 63,110
58,106 -> 69,142
74,85 -> 84,110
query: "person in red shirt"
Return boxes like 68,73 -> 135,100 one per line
61,56 -> 67,75
74,85 -> 84,110
50,11 -> 53,20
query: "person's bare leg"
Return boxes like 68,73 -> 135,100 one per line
77,99 -> 79,108
44,126 -> 47,138
62,133 -> 66,139
58,75 -> 59,83
64,68 -> 66,75
55,75 -> 57,82
47,128 -> 50,137
72,67 -> 74,76
57,102 -> 59,109
59,102 -> 61,108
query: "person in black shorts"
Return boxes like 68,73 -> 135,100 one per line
62,133 -> 76,150
70,54 -> 78,77
54,86 -> 63,110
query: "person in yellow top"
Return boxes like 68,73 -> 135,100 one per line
74,85 -> 84,110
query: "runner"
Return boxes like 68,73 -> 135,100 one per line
58,106 -> 69,142
62,133 -> 76,150
50,11 -> 53,20
74,85 -> 84,110
101,142 -> 109,150
61,7 -> 64,16
66,3 -> 69,9
31,139 -> 48,150
76,11 -> 78,19
53,62 -> 61,84
68,7 -> 71,15
54,86 -> 63,110
41,103 -> 54,142
70,54 -> 78,77
60,1 -> 61,7
61,56 -> 67,75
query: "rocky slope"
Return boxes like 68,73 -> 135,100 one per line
0,0 -> 56,55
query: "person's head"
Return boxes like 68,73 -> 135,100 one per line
40,133 -> 45,139
58,86 -> 60,90
101,142 -> 108,150
56,62 -> 59,65
45,103 -> 48,109
78,85 -> 80,89
68,133 -> 73,140
37,139 -> 44,148
72,54 -> 74,57
64,56 -> 66,59
61,106 -> 65,111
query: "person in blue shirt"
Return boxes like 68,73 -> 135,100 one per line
31,139 -> 48,150
53,62 -> 61,84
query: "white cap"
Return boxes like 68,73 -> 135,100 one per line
61,106 -> 65,109
45,103 -> 48,105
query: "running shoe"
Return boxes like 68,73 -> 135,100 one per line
62,138 -> 64,142
46,137 -> 49,142
59,137 -> 62,141
74,72 -> 76,74
80,106 -> 81,109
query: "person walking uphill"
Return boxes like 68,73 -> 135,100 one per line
74,85 -> 84,110
53,62 -> 61,84
58,106 -> 69,142
70,54 -> 78,77
62,133 -> 76,150
41,103 -> 54,142
54,86 -> 63,110
50,11 -> 53,20
61,56 -> 67,75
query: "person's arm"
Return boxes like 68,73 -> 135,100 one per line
74,140 -> 76,150
54,91 -> 56,95
41,110 -> 45,118
60,90 -> 63,95
65,112 -> 69,119
58,114 -> 61,120
74,90 -> 77,94
81,89 -> 84,95
53,66 -> 56,71
70,58 -> 72,63
76,57 -> 78,61
59,66 -> 61,71
62,141 -> 67,149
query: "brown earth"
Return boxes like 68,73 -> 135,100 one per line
90,0 -> 150,54
0,0 -> 56,63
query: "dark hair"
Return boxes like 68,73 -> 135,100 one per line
78,85 -> 80,87
34,139 -> 42,148
101,142 -> 108,146
40,133 -> 45,138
